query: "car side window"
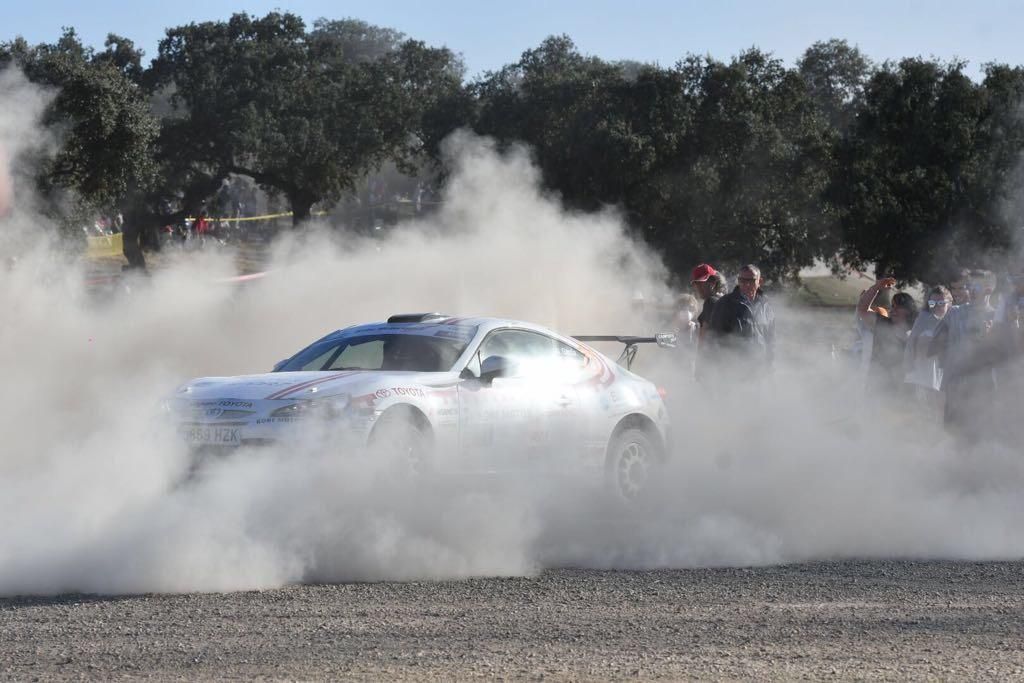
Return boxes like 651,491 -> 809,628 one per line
555,341 -> 588,376
473,329 -> 560,378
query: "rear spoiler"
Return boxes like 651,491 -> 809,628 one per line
572,333 -> 677,370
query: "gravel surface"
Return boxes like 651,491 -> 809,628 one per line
2,561 -> 1023,681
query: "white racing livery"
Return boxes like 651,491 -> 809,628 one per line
166,314 -> 673,498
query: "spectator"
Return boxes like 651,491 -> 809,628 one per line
194,211 -> 210,246
0,144 -> 11,218
929,270 -> 997,439
672,293 -> 700,347
993,267 -> 1024,339
691,264 -> 723,335
942,268 -> 994,333
626,290 -> 656,335
691,265 -> 725,382
986,266 -> 1024,443
904,285 -> 950,418
948,269 -> 971,306
706,264 -> 776,378
857,278 -> 917,392
968,270 -> 995,312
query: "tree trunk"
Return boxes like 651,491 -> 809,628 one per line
289,192 -> 315,227
121,211 -> 147,271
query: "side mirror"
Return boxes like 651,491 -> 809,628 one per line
480,355 -> 516,384
272,358 -> 289,372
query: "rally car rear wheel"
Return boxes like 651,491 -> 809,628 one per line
606,427 -> 657,501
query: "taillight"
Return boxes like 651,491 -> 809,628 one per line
657,386 -> 668,399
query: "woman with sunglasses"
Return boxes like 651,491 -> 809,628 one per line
904,286 -> 951,419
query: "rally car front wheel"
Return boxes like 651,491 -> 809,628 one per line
368,407 -> 432,477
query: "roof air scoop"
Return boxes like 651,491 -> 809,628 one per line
386,313 -> 451,324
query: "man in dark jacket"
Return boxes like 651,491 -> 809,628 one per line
706,264 -> 776,376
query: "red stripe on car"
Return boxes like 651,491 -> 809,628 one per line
265,372 -> 354,399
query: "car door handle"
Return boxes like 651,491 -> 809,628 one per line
556,395 -> 573,408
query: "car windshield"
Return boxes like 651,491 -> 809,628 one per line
276,331 -> 473,373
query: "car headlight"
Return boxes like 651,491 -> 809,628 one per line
270,401 -> 315,419
270,394 -> 350,420
159,398 -> 190,415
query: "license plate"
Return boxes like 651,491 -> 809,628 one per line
179,425 -> 242,446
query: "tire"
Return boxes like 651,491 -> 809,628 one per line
368,408 -> 431,476
605,427 -> 659,501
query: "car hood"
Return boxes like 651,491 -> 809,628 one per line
176,370 -> 454,401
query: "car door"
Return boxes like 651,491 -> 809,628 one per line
457,329 -> 582,472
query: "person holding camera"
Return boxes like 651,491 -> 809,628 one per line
857,277 -> 918,393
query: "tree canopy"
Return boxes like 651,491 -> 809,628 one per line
148,13 -> 464,225
0,29 -> 157,231
830,59 -> 1017,282
4,19 -> 1024,283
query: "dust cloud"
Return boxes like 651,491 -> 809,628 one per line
1,71 -> 1023,596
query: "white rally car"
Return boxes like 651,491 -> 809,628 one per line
166,314 -> 672,498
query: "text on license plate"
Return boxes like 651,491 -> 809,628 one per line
180,426 -> 241,445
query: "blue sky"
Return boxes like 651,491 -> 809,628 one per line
7,1 -> 1024,79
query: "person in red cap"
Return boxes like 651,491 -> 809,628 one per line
691,263 -> 726,381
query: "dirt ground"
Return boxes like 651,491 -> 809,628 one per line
3,561 -> 1023,681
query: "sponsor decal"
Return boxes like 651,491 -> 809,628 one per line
433,327 -> 476,340
371,386 -> 425,400
204,407 -> 224,419
218,400 -> 253,408
255,417 -> 300,425
352,325 -> 479,340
